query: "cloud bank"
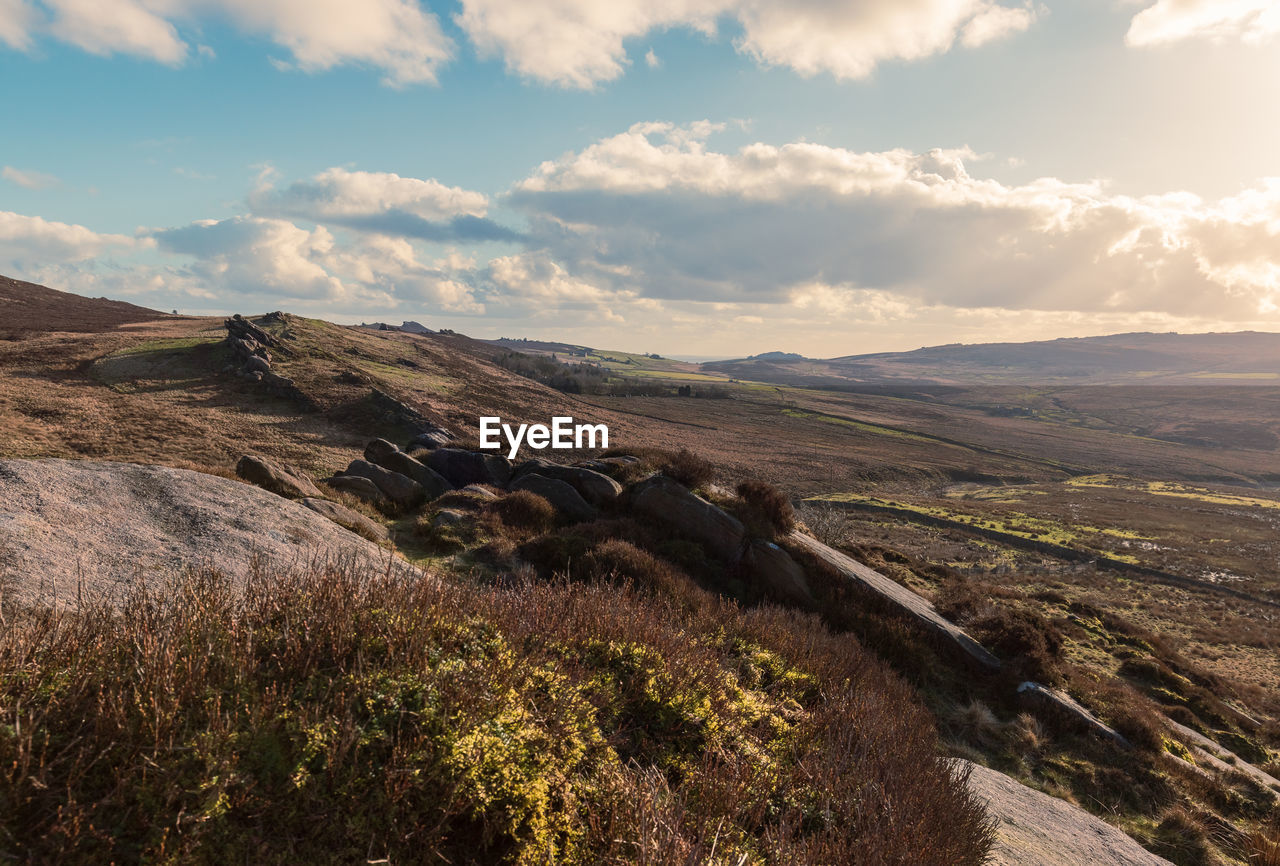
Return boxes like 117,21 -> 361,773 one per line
1127,0 -> 1280,47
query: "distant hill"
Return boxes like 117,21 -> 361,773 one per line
0,274 -> 166,336
706,331 -> 1280,386
486,337 -> 594,357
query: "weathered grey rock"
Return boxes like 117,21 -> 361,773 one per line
630,474 -> 746,562
426,448 -> 512,488
375,451 -> 453,500
515,462 -> 622,506
510,474 -> 596,523
244,370 -> 264,382
744,539 -> 812,605
1017,682 -> 1131,747
324,474 -> 388,506
300,497 -> 389,542
461,484 -> 499,499
243,354 -> 272,374
600,455 -> 640,466
408,429 -> 453,450
0,458 -> 419,607
786,531 -> 1002,673
962,760 -> 1172,866
1166,719 -> 1280,796
432,509 -> 469,528
225,313 -> 280,348
235,454 -> 322,500
363,438 -> 400,465
343,459 -> 423,507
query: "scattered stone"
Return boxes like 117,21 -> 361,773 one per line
235,455 -> 322,500
600,455 -> 640,466
461,484 -> 499,499
630,474 -> 746,561
514,461 -> 622,506
510,474 -> 597,523
1166,719 -> 1280,795
363,438 -> 400,465
324,474 -> 388,506
377,451 -> 453,500
786,531 -> 1002,673
409,429 -> 453,450
343,459 -> 424,507
743,539 -> 812,605
225,313 -> 280,348
367,388 -> 446,438
1016,682 -> 1130,748
427,448 -> 512,488
300,498 -> 389,542
432,509 -> 469,528
962,760 -> 1172,865
243,355 -> 272,374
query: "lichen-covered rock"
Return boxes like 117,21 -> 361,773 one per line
235,454 -> 321,500
630,474 -> 746,561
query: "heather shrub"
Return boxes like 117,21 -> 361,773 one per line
733,479 -> 796,538
486,490 -> 557,534
0,558 -> 995,865
661,449 -> 715,490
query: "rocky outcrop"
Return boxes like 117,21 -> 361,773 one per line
426,448 -> 512,488
1016,682 -> 1131,748
630,474 -> 746,562
300,498 -> 389,542
235,455 -> 322,500
0,458 -> 418,606
962,760 -> 1172,866
324,474 -> 388,506
743,539 -> 812,605
510,474 -> 597,523
409,429 -> 453,450
342,459 -> 423,507
367,388 -> 451,442
513,459 -> 622,506
1166,719 -> 1280,796
786,531 -> 1002,673
222,315 -> 313,408
363,439 -> 453,500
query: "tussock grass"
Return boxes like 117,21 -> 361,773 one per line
0,558 -> 994,864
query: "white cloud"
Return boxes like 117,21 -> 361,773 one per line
44,0 -> 186,62
2,165 -> 61,189
252,166 -> 489,223
508,122 -> 1280,319
14,0 -> 453,84
0,0 -> 37,49
644,47 -> 660,67
961,2 -> 1036,48
1127,0 -> 1280,47
486,252 -> 660,322
0,210 -> 140,266
456,0 -> 1038,88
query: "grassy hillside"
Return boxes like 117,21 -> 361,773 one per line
3,282 -> 1279,863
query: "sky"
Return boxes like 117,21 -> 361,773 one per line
1,0 -> 1279,358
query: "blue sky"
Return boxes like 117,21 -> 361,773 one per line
2,0 -> 1279,356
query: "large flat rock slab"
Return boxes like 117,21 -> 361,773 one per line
0,458 -> 418,606
787,531 -> 1001,672
963,761 -> 1171,866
